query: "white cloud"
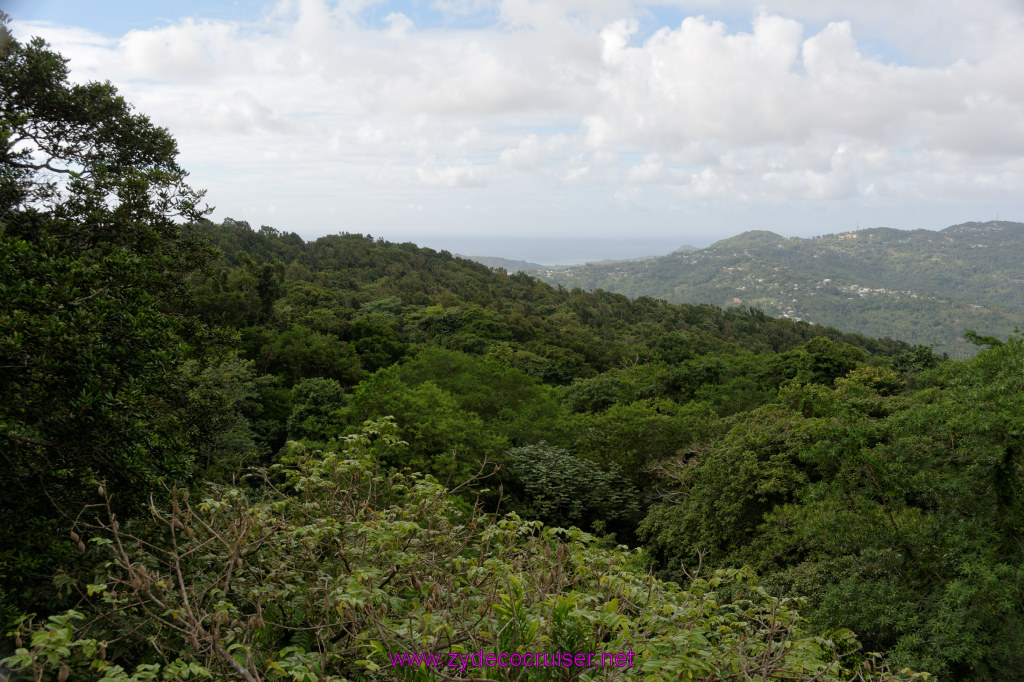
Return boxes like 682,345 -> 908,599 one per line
384,12 -> 413,37
11,0 -> 1024,249
499,133 -> 572,170
117,19 -> 243,82
417,162 -> 488,187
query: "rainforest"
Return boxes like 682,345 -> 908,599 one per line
2,20 -> 1023,682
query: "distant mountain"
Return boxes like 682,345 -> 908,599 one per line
537,221 -> 1024,358
459,254 -> 550,272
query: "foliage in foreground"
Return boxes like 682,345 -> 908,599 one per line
3,420 -> 925,681
640,337 -> 1024,679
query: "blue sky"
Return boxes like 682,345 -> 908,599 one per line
6,1 -> 266,35
8,1 -> 733,36
8,0 -> 1024,263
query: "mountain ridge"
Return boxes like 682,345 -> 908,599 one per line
534,220 -> 1024,358
456,254 -> 551,272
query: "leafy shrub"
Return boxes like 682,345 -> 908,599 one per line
500,443 -> 639,531
4,420 -> 923,681
641,339 -> 1024,679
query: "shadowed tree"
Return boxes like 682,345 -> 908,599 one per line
0,16 -> 218,623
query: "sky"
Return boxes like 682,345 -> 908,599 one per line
7,0 -> 1024,264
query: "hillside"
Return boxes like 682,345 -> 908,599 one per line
10,204 -> 1018,679
160,220 -> 1024,678
194,218 -> 912,382
459,254 -> 550,272
537,221 -> 1024,358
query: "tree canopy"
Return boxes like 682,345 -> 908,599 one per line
0,15 -> 218,624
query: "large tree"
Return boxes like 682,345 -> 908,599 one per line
0,14 -> 216,622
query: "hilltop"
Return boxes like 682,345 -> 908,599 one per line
537,220 -> 1024,357
457,254 -> 550,272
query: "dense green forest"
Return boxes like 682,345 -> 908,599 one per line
3,20 -> 1023,681
535,223 -> 1024,358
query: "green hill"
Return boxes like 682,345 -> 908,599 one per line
538,221 -> 1024,358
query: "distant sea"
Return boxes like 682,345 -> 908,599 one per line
413,237 -> 692,266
